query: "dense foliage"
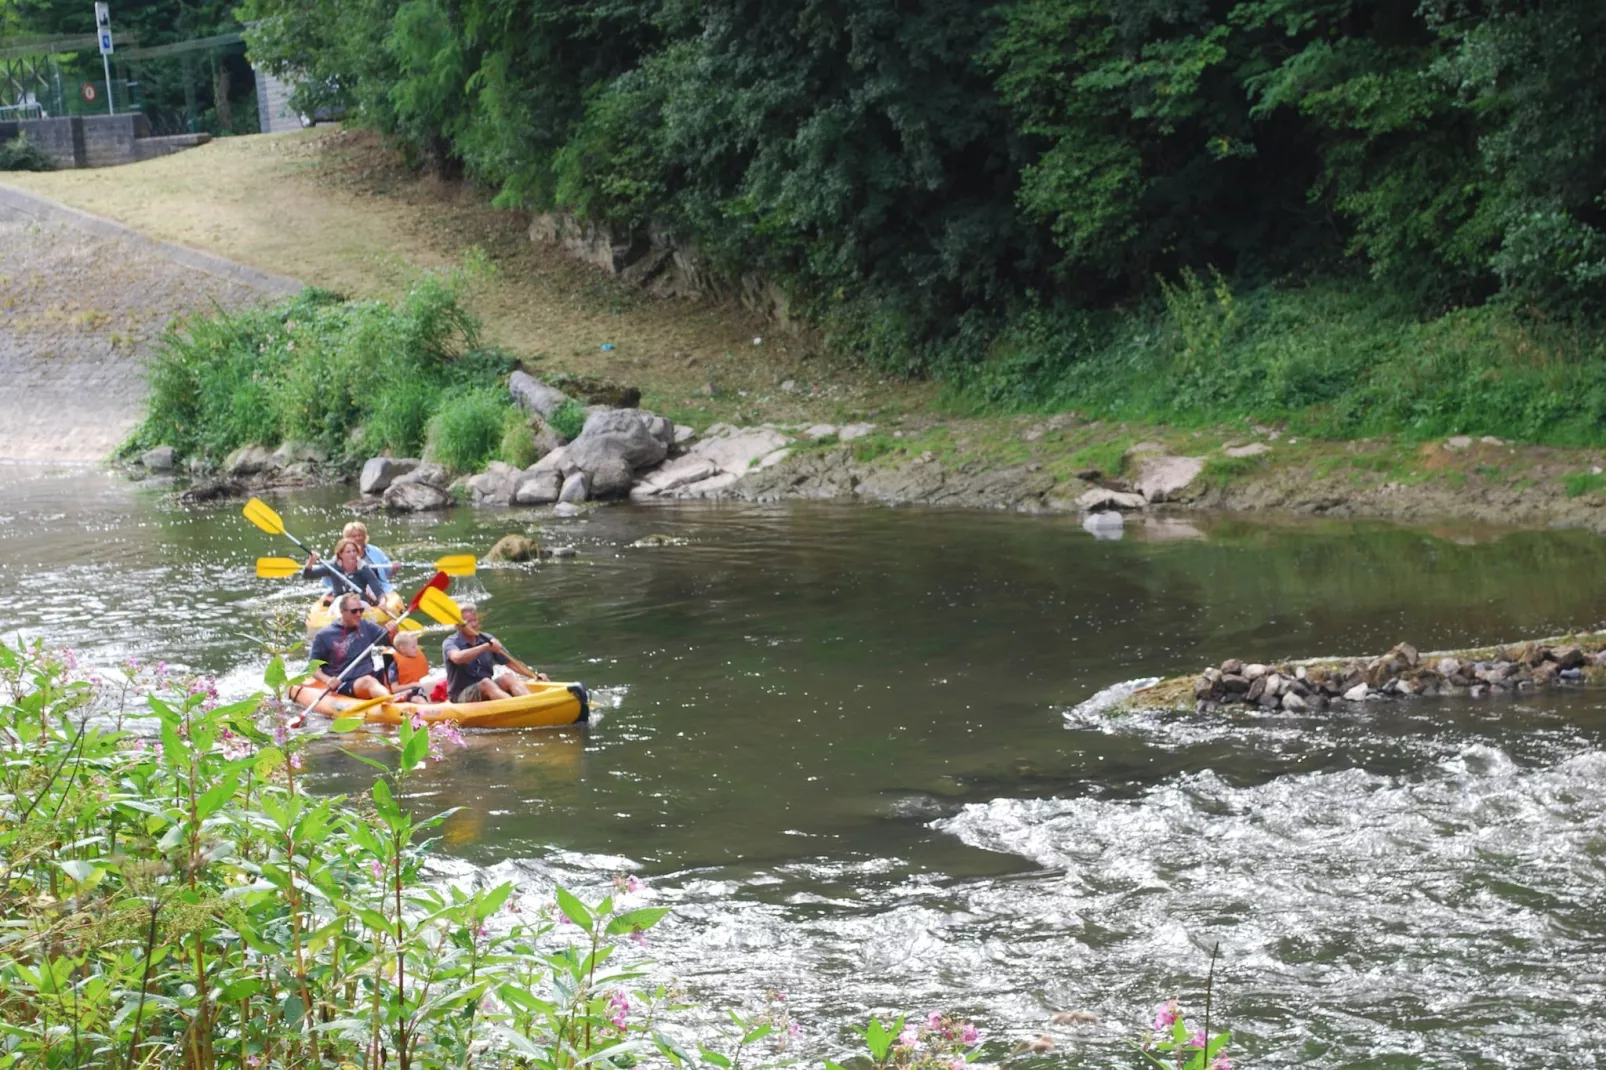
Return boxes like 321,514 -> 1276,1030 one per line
121,273 -> 528,470
240,0 -> 1606,378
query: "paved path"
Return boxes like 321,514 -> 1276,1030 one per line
0,186 -> 298,464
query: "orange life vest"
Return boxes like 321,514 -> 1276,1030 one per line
393,649 -> 430,686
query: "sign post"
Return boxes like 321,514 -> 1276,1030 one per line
94,2 -> 114,116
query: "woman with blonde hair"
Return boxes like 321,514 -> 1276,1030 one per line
302,536 -> 386,605
342,520 -> 400,594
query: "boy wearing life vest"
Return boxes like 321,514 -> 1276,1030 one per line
387,630 -> 431,692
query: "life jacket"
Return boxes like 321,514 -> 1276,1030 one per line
392,648 -> 430,686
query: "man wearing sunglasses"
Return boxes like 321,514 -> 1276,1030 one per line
309,591 -> 399,702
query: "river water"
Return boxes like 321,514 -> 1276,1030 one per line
2,464 -> 1604,1066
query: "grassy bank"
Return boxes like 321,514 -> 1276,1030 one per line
949,273 -> 1606,449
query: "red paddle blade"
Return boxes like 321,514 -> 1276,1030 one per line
408,571 -> 449,612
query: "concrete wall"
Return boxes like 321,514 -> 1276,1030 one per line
255,70 -> 300,133
0,114 -> 205,169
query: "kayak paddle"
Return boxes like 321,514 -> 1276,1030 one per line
256,553 -> 476,580
243,497 -> 363,599
416,587 -> 546,682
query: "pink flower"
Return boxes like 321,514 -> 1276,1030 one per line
1211,1058 -> 1232,1070
410,713 -> 426,730
897,1027 -> 919,1049
273,721 -> 289,746
1188,1029 -> 1207,1049
959,1023 -> 979,1045
951,1060 -> 965,1070
629,930 -> 648,948
927,1012 -> 944,1030
61,648 -> 77,671
370,859 -> 384,880
1152,1000 -> 1180,1030
788,1021 -> 801,1039
288,753 -> 303,771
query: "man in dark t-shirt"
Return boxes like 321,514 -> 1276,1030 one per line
309,592 -> 398,700
442,602 -> 547,702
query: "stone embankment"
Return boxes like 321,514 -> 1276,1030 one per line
1124,636 -> 1606,715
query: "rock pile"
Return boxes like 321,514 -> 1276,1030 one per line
1191,640 -> 1604,714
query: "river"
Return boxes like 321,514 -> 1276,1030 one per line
2,463 -> 1603,1066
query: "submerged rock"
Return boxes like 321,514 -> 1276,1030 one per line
484,533 -> 540,563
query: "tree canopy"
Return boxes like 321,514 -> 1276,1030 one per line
240,0 -> 1606,370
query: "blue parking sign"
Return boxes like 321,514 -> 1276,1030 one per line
99,31 -> 113,54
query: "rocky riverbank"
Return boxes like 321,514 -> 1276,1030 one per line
131,369 -> 1606,542
1122,635 -> 1606,715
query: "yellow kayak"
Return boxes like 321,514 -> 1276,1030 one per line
288,680 -> 589,729
305,591 -> 407,635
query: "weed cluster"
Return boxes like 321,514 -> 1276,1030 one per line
121,271 -> 526,472
0,132 -> 53,172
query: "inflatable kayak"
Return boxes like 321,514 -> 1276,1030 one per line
288,680 -> 589,730
306,590 -> 407,635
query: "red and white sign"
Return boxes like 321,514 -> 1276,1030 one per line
81,82 -> 97,102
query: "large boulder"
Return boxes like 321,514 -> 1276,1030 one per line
642,412 -> 674,449
514,470 -> 562,505
588,455 -> 635,499
140,445 -> 176,472
567,410 -> 669,473
1133,454 -> 1205,503
509,371 -> 572,418
360,456 -> 421,495
466,461 -> 522,505
632,456 -> 718,497
383,481 -> 451,512
225,444 -> 277,478
559,472 -> 590,503
390,461 -> 449,489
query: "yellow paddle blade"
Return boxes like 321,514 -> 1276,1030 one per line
417,586 -> 465,627
433,554 -> 477,577
242,497 -> 286,536
397,617 -> 426,632
255,557 -> 303,579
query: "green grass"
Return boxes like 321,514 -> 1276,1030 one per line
547,399 -> 589,441
1562,472 -> 1606,497
945,275 -> 1606,449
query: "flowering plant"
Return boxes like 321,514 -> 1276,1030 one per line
1138,999 -> 1231,1070
834,1010 -> 982,1070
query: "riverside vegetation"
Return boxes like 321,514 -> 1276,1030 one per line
229,0 -> 1606,438
116,267 -> 537,475
4,638 -> 1226,1068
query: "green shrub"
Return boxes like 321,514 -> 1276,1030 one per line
498,413 -> 539,468
426,388 -> 512,471
1562,472 -> 1606,498
0,132 -> 53,171
121,271 -> 523,465
547,398 -> 589,441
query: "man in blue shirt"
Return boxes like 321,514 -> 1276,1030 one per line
442,603 -> 547,702
309,592 -> 398,701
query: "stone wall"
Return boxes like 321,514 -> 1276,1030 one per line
0,115 -> 209,169
528,210 -> 793,326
